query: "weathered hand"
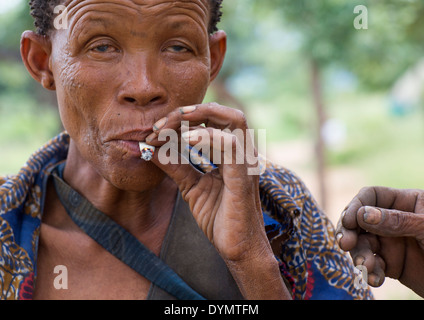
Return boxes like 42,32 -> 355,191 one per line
145,102 -> 290,299
336,186 -> 424,296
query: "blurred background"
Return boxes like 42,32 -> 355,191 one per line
1,0 -> 424,299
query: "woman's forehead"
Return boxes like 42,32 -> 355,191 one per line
62,0 -> 210,13
61,0 -> 210,34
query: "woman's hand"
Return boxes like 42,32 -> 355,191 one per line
145,102 -> 291,299
336,186 -> 424,297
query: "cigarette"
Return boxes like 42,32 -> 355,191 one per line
139,142 -> 155,161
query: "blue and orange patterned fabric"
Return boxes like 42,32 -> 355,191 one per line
0,132 -> 372,300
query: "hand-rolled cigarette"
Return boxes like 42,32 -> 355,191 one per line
139,142 -> 155,161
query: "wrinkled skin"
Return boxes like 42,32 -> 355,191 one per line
53,0 -> 213,192
336,186 -> 424,297
21,0 -> 290,299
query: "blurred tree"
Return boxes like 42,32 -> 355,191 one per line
345,0 -> 424,91
267,0 -> 364,209
260,0 -> 424,209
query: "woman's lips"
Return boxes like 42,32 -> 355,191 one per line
106,130 -> 153,158
112,140 -> 143,157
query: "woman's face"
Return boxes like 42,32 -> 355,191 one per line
49,0 -> 214,190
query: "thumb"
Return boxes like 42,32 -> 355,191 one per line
358,206 -> 424,239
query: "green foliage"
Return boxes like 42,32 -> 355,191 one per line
0,0 -> 34,51
259,0 -> 424,90
344,0 -> 424,90
274,0 -> 364,65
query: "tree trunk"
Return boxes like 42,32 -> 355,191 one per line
310,59 -> 327,211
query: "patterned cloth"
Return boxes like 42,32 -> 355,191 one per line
0,132 -> 372,300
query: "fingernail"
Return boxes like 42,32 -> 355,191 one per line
181,130 -> 199,141
145,132 -> 156,143
179,105 -> 197,114
153,117 -> 167,132
355,256 -> 365,266
363,206 -> 382,225
369,274 -> 381,287
336,233 -> 343,246
340,210 -> 347,223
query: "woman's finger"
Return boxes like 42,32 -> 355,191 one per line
357,206 -> 424,239
336,210 -> 360,251
350,233 -> 380,272
146,103 -> 250,144
367,254 -> 386,287
342,187 -> 378,230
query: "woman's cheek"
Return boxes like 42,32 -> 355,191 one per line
167,62 -> 210,105
55,61 -> 102,135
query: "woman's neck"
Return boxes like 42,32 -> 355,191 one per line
62,141 -> 179,241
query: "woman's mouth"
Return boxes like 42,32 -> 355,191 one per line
106,130 -> 154,158
112,140 -> 143,158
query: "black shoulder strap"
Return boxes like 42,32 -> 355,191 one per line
50,165 -> 205,300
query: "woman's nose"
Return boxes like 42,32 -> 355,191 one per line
117,55 -> 167,107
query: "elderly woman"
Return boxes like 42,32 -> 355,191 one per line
0,0 -> 371,300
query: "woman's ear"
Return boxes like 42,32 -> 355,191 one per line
20,30 -> 56,90
208,30 -> 227,82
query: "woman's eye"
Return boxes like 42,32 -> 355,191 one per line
92,44 -> 118,53
167,45 -> 189,53
95,45 -> 110,52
